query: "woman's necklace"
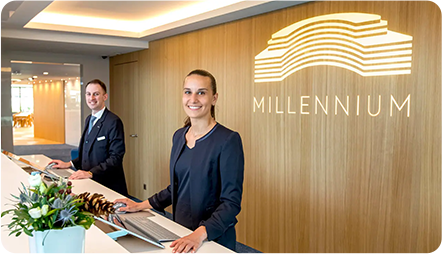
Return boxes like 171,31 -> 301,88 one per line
191,128 -> 205,138
190,121 -> 215,138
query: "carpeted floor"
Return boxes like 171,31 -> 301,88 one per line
13,144 -> 76,162
12,144 -> 261,253
236,242 -> 261,253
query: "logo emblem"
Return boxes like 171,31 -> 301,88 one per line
255,13 -> 413,83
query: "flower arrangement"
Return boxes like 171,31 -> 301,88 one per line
1,172 -> 95,237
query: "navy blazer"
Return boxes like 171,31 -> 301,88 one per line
149,123 -> 244,250
72,108 -> 128,196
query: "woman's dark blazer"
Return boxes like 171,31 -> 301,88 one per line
148,123 -> 244,250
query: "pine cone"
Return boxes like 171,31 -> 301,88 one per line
77,192 -> 115,216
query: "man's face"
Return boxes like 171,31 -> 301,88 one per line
85,83 -> 108,113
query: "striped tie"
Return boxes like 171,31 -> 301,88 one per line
88,116 -> 97,134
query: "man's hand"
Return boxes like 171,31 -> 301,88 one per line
68,170 -> 92,180
170,226 -> 207,253
49,160 -> 71,169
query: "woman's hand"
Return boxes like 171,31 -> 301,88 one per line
112,198 -> 152,213
170,226 -> 207,253
49,159 -> 70,169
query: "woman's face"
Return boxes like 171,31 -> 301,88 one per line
182,74 -> 218,120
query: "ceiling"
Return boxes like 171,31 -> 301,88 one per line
1,1 -> 307,84
2,1 -> 307,56
11,61 -> 80,86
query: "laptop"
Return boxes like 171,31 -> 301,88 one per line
119,211 -> 180,243
97,211 -> 180,249
47,168 -> 72,179
2,150 -> 61,181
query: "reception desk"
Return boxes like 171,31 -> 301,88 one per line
1,154 -> 232,253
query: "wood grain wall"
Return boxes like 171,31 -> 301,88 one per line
110,1 -> 441,252
33,80 -> 65,143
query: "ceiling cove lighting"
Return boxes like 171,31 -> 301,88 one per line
254,13 -> 413,83
27,0 -> 244,33
11,61 -> 32,64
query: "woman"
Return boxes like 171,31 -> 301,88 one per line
115,69 -> 244,253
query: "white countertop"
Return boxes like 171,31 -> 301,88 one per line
1,154 -> 232,253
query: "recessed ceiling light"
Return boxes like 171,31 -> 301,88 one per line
26,0 -> 244,33
43,72 -> 48,75
28,78 -> 33,81
33,76 -> 38,78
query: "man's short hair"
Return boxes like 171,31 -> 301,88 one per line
86,79 -> 107,94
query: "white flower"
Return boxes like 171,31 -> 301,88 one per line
28,173 -> 42,187
41,205 -> 49,216
29,207 -> 42,219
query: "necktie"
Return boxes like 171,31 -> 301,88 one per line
88,116 -> 97,134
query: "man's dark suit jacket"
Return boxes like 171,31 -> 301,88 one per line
148,123 -> 244,251
72,108 -> 128,196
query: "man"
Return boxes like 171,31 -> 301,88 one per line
50,79 -> 128,196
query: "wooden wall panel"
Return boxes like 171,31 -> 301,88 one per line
33,81 -> 65,143
109,52 -> 141,197
110,1 -> 440,252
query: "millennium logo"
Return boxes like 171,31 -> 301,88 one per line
254,13 -> 413,83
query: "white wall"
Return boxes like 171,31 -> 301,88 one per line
1,51 -> 14,152
64,79 -> 81,146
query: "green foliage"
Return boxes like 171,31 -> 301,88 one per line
1,176 -> 95,237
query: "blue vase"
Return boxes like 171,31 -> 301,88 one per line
28,226 -> 85,253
